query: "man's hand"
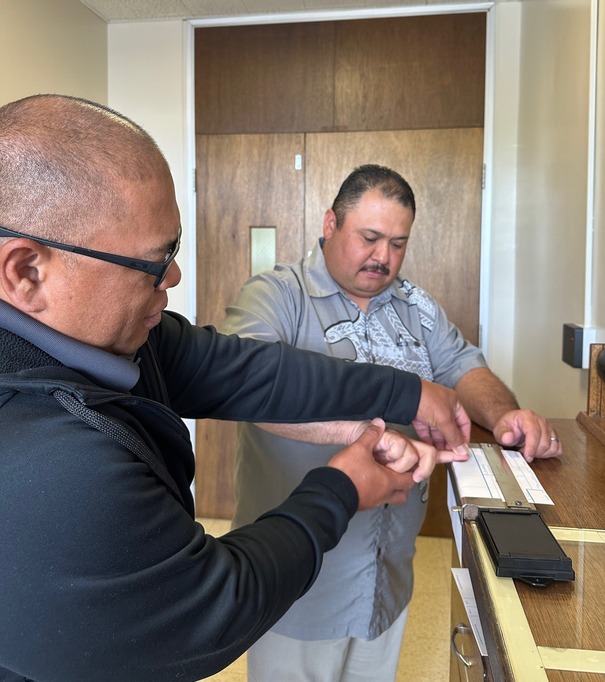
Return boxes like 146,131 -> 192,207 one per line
493,409 -> 563,462
345,418 -> 469,483
327,419 -> 417,510
450,368 -> 560,462
413,380 -> 471,456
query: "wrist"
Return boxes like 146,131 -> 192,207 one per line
345,420 -> 371,445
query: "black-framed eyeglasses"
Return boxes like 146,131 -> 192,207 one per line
0,224 -> 181,287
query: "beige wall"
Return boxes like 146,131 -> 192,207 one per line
0,0 -> 106,104
108,21 -> 193,319
484,2 -> 521,387
513,0 -> 593,417
595,1 -> 605,330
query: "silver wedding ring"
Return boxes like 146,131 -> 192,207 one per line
550,435 -> 558,441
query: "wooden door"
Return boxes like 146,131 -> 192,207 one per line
196,133 -> 305,517
194,13 -> 486,532
195,129 -> 484,537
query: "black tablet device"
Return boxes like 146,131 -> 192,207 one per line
476,508 -> 575,587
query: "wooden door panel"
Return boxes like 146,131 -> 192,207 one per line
197,133 -> 305,327
195,133 -> 305,517
195,14 -> 485,135
334,14 -> 486,132
195,129 -> 483,531
195,23 -> 336,134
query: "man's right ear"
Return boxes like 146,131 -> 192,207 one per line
323,208 -> 338,239
0,239 -> 50,312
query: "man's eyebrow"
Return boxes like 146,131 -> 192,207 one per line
145,243 -> 169,259
147,232 -> 179,258
361,227 -> 408,241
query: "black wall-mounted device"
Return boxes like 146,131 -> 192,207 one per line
562,323 -> 583,368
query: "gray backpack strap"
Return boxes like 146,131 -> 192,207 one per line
53,389 -> 184,506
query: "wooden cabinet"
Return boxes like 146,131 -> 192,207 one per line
450,542 -> 491,682
450,418 -> 605,681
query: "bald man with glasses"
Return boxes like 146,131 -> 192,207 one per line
0,94 -> 471,682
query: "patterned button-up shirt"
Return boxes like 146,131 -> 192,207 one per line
221,239 -> 486,641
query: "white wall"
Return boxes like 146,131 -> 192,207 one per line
0,4 -> 192,320
108,22 -> 194,320
0,0 -> 106,108
512,0 -> 593,417
594,1 -> 605,331
482,2 -> 521,387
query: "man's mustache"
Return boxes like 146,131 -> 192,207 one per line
361,263 -> 390,276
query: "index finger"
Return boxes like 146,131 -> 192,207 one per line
447,402 -> 472,451
434,448 -> 470,465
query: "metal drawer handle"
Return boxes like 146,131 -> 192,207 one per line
451,622 -> 473,668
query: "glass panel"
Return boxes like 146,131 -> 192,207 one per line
519,536 -> 605,653
250,226 -> 276,276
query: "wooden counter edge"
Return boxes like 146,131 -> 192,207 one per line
576,410 -> 605,448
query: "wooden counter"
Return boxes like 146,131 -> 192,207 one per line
450,418 -> 605,682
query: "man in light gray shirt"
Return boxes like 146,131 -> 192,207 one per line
221,164 -> 562,682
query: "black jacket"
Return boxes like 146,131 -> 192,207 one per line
0,309 -> 421,681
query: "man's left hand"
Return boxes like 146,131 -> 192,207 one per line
492,409 -> 563,462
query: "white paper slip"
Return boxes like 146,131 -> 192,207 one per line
451,446 -> 505,500
448,474 -> 464,564
450,447 -> 554,504
451,567 -> 487,656
450,446 -> 554,506
501,449 -> 554,505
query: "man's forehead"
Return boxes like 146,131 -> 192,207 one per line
344,197 -> 414,227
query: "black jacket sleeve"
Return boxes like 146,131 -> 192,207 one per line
149,311 -> 422,425
0,385 -> 357,681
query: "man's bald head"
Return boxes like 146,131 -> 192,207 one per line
0,94 -> 169,244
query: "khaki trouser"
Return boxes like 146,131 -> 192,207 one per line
247,605 -> 409,682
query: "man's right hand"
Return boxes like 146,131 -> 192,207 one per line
413,380 -> 471,457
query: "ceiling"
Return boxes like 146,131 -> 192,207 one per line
78,0 -> 495,23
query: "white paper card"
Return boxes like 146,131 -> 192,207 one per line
450,446 -> 505,500
451,567 -> 487,656
450,447 -> 554,505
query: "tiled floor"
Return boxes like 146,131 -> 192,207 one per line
199,518 -> 452,682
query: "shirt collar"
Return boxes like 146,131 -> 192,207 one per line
0,299 -> 140,391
